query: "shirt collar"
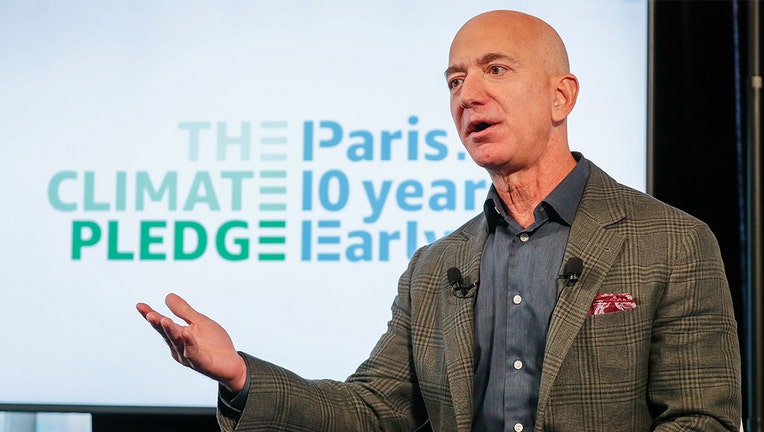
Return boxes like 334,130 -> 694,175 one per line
483,195 -> 508,234
483,152 -> 590,234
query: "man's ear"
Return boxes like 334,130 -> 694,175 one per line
552,73 -> 579,123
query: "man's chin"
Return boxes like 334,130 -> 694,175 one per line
463,141 -> 500,162
469,154 -> 502,170
466,150 -> 518,174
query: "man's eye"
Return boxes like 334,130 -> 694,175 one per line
448,78 -> 463,90
488,65 -> 506,75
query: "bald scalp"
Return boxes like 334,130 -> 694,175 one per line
453,10 -> 570,75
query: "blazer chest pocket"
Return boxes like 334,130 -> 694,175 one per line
584,303 -> 651,335
565,306 -> 652,385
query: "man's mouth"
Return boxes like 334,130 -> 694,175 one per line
474,122 -> 491,132
468,121 -> 494,135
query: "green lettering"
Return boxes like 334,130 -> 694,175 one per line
216,220 -> 248,261
107,220 -> 133,260
175,221 -> 207,260
140,221 -> 166,260
72,220 -> 100,259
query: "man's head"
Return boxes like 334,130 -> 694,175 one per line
446,10 -> 578,175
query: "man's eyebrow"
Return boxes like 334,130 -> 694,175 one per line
478,52 -> 519,66
444,52 -> 520,78
444,64 -> 464,78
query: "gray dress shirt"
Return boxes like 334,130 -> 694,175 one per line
472,156 -> 589,432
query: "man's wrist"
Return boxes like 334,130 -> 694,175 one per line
222,352 -> 249,393
218,352 -> 250,415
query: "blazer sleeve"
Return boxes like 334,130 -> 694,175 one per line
217,247 -> 430,432
649,222 -> 741,431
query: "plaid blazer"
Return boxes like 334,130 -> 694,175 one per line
219,163 -> 741,432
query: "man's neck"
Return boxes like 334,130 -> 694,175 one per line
490,153 -> 577,228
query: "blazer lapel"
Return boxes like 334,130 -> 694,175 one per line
441,218 -> 487,432
536,165 -> 627,425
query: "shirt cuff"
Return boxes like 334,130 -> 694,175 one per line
217,352 -> 251,417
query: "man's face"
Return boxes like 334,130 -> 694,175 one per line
446,15 -> 558,174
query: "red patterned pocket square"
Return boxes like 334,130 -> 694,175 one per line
588,293 -> 637,316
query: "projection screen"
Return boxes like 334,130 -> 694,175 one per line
0,0 -> 647,411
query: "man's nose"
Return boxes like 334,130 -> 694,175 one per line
458,74 -> 486,109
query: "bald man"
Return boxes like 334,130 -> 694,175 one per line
138,10 -> 741,432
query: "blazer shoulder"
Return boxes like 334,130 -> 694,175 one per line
584,162 -> 709,231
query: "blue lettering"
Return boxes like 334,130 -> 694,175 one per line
347,130 -> 374,161
465,179 -> 488,210
430,180 -> 456,211
302,171 -> 313,210
318,170 -> 349,211
362,180 -> 392,223
379,230 -> 400,261
303,120 -> 343,161
396,180 -> 423,211
407,116 -> 419,161
346,231 -> 373,261
380,130 -> 401,161
424,130 -> 449,161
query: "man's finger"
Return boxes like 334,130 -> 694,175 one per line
159,316 -> 184,345
136,302 -> 153,318
164,293 -> 205,325
180,327 -> 200,360
137,304 -> 175,340
159,316 -> 188,362
138,300 -> 198,370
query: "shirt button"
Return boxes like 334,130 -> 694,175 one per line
513,360 -> 523,370
512,295 -> 522,305
514,423 -> 524,432
519,233 -> 530,242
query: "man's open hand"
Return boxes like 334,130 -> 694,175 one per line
136,293 -> 247,393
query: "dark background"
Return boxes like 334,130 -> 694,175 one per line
650,1 -> 761,431
50,1 -> 764,430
